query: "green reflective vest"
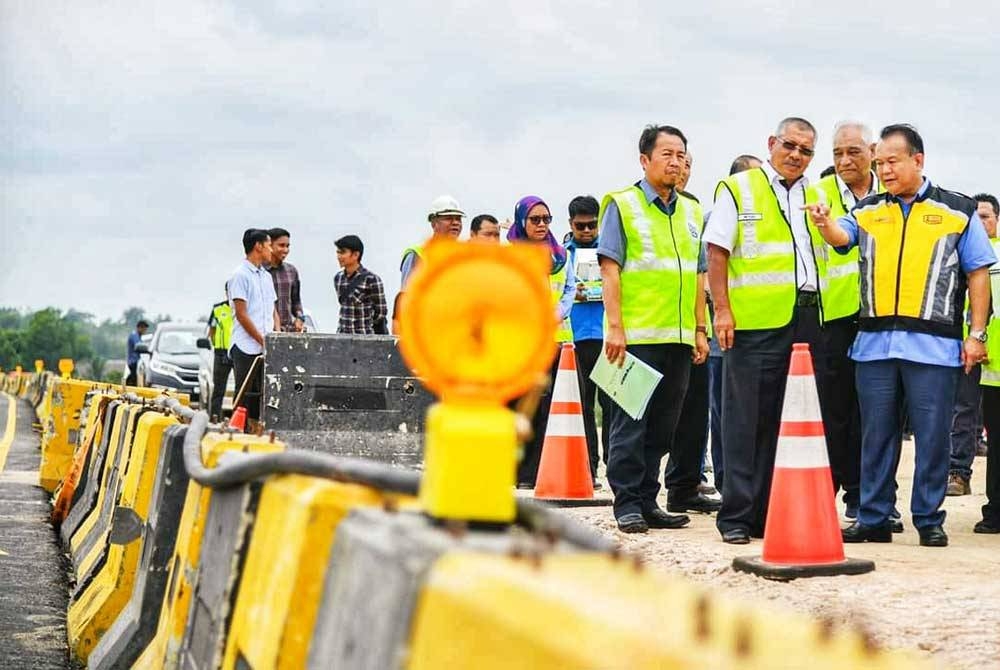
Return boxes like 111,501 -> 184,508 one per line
804,173 -> 885,321
716,168 -> 803,330
600,185 -> 701,346
400,245 -> 425,269
210,302 -> 234,351
550,263 -> 573,343
981,239 -> 1000,387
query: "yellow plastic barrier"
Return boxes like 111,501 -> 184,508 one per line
221,476 -> 411,669
66,411 -> 178,660
135,431 -> 284,670
39,378 -> 96,492
406,553 -> 924,670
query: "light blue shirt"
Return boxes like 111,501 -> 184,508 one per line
833,179 -> 997,366
229,258 -> 278,356
555,256 -> 576,323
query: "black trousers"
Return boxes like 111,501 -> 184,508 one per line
605,344 -> 691,519
981,386 -> 1000,525
717,304 -> 857,535
126,363 -> 137,387
574,339 -> 612,476
231,345 -> 264,425
663,359 -> 709,500
813,316 -> 861,507
518,350 -> 562,486
210,349 -> 233,420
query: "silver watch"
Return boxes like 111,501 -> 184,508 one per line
969,329 -> 988,343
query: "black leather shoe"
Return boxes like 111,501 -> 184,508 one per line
616,513 -> 648,534
721,528 -> 750,544
667,493 -> 722,514
891,519 -> 904,533
973,519 -> 1000,534
917,525 -> 948,547
643,508 -> 690,529
841,522 -> 892,543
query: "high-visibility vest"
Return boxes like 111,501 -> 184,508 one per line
550,263 -> 573,343
210,302 -> 233,351
400,245 -> 424,270
854,185 -> 974,339
805,173 -> 885,321
981,239 -> 1000,387
715,168 -> 806,330
599,185 -> 701,346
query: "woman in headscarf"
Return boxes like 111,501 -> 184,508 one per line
508,195 -> 576,488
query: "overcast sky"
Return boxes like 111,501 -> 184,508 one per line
3,1 -> 999,330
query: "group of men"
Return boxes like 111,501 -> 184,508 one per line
401,117 -> 1000,548
205,227 -> 388,428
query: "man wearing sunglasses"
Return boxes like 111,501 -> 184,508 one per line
704,116 -> 836,544
563,195 -> 611,488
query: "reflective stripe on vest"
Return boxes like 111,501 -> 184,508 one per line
211,303 -> 234,350
600,185 -> 700,346
717,168 -> 799,330
550,263 -> 573,343
982,239 -> 1000,387
854,186 -> 973,339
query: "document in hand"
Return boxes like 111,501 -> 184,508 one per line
589,351 -> 663,421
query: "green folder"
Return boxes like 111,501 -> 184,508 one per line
589,351 -> 663,420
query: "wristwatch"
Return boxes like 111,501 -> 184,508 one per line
695,326 -> 707,334
969,329 -> 988,343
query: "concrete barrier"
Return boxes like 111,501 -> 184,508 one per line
39,378 -> 93,491
262,333 -> 433,467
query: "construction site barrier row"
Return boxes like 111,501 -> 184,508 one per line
1,369 -> 927,669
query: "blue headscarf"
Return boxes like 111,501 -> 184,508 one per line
507,195 -> 568,274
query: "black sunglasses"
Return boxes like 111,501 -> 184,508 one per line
573,220 -> 598,231
527,215 -> 553,225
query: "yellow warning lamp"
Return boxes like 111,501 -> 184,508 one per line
34,359 -> 45,373
58,358 -> 74,379
398,238 -> 556,523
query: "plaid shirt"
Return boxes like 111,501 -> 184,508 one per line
267,262 -> 303,331
334,266 -> 388,334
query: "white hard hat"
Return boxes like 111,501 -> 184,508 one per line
427,194 -> 465,220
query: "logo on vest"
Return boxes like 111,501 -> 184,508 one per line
737,213 -> 763,222
923,214 -> 943,225
687,222 -> 700,240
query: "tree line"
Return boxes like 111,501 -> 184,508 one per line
0,307 -> 176,382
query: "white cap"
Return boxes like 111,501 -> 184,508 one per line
427,194 -> 465,220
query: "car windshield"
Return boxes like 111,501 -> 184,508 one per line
157,330 -> 200,355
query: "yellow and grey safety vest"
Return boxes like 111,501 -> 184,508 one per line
805,173 -> 885,322
400,245 -> 424,270
210,301 -> 234,351
599,185 -> 701,346
550,263 -> 573,343
715,167 -> 812,330
981,238 -> 1000,387
854,185 -> 974,339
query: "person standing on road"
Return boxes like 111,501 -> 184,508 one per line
267,227 -> 305,333
229,229 -> 280,432
661,152 -> 721,515
805,124 -> 995,548
470,214 -> 501,242
508,195 -> 576,489
563,195 -> 611,486
125,319 -> 149,386
206,285 -> 234,421
802,120 -> 883,522
394,195 -> 465,332
598,124 -> 708,534
705,117 -> 843,545
334,235 -> 388,335
972,193 -> 1000,534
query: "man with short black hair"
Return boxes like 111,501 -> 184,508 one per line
564,195 -> 610,484
470,214 -> 501,242
334,235 -> 388,335
267,227 -> 305,333
806,124 -> 996,547
229,229 -> 279,431
126,319 -> 149,386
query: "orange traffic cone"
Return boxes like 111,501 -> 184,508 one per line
228,405 -> 247,432
534,343 -> 611,507
733,343 -> 874,580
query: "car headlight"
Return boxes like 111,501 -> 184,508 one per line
150,359 -> 179,375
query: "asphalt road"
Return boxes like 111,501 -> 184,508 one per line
0,394 -> 70,669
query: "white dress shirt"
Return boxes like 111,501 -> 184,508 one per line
836,171 -> 879,209
703,161 -> 817,290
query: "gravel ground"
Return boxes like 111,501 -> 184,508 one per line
561,440 -> 1000,670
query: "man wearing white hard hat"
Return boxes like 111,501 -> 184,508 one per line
393,195 -> 465,333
